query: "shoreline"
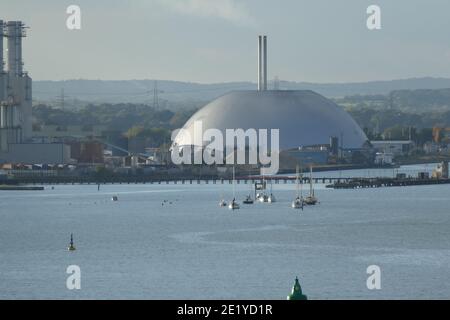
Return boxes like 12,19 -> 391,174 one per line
0,162 -> 435,187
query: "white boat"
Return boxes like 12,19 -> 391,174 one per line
229,166 -> 240,210
304,195 -> 317,205
292,165 -> 304,210
257,193 -> 268,202
219,199 -> 227,207
304,165 -> 318,205
292,197 -> 304,209
267,182 -> 276,203
228,198 -> 240,210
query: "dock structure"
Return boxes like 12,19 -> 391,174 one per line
326,177 -> 450,189
0,185 -> 44,191
2,175 -> 450,189
3,175 -> 355,186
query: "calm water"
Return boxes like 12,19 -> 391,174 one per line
0,164 -> 449,299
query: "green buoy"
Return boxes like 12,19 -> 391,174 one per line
287,277 -> 307,300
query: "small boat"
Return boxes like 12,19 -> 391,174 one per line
304,195 -> 317,205
112,195 -> 118,201
292,165 -> 304,210
257,193 -> 268,202
304,165 -> 318,205
219,199 -> 228,207
267,181 -> 276,203
243,195 -> 254,204
292,196 -> 304,210
228,198 -> 240,210
68,233 -> 76,251
243,179 -> 254,204
229,167 -> 240,210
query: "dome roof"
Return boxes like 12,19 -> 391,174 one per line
173,90 -> 368,150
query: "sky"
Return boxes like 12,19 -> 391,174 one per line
1,0 -> 450,83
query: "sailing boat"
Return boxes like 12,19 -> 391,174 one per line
292,165 -> 304,209
243,194 -> 254,204
219,188 -> 227,207
243,173 -> 254,204
267,180 -> 276,203
257,174 -> 268,202
228,166 -> 240,210
304,165 -> 318,205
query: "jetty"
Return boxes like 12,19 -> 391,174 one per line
0,185 -> 44,191
326,177 -> 450,189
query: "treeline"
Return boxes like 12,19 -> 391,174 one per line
32,97 -> 450,149
336,88 -> 450,113
346,108 -> 450,131
32,103 -> 197,132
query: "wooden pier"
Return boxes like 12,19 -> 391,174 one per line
2,175 -> 449,189
326,177 -> 450,189
3,175 -> 355,186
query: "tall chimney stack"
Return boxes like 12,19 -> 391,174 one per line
263,35 -> 268,91
0,20 -> 5,103
257,35 -> 268,91
6,21 -> 24,77
0,20 -> 4,73
258,35 -> 263,91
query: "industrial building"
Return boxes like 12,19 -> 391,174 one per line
0,20 -> 70,164
0,21 -> 32,149
370,140 -> 414,156
173,36 -> 370,167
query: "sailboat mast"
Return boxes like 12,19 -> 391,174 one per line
300,166 -> 303,198
233,166 -> 236,199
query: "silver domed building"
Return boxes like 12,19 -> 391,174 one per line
173,89 -> 368,150
172,36 -> 370,168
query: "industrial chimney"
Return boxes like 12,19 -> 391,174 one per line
0,20 -> 5,102
257,35 -> 268,91
0,20 -> 32,148
258,36 -> 263,91
6,21 -> 25,77
263,35 -> 267,91
0,20 -> 4,73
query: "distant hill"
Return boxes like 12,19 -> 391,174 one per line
33,77 -> 450,108
336,88 -> 450,113
390,88 -> 450,112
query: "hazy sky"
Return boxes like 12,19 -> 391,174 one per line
1,0 -> 450,83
